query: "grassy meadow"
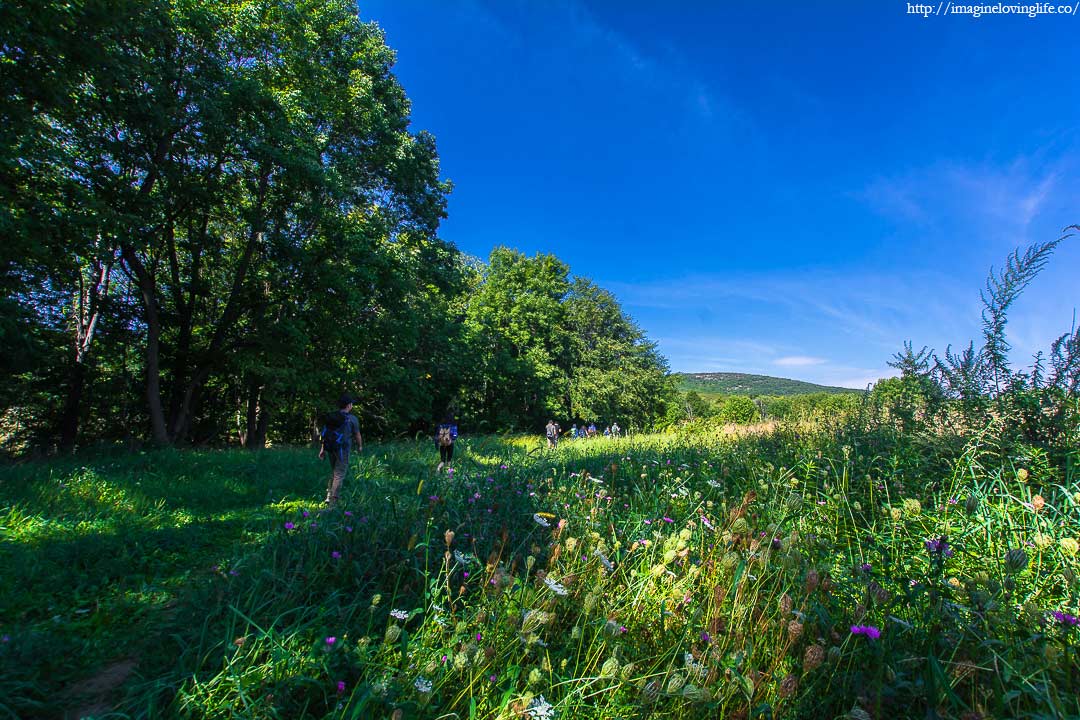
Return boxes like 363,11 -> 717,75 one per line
1,425 -> 1078,719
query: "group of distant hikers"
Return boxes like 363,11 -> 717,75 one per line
543,419 -> 621,448
316,394 -> 620,506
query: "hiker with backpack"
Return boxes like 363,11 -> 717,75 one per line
319,394 -> 363,506
435,414 -> 458,472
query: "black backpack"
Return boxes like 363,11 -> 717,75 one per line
320,411 -> 349,455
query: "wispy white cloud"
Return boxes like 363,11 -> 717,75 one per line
859,155 -> 1071,250
774,356 -> 826,367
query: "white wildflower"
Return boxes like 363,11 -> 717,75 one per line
390,609 -> 409,621
543,576 -> 568,596
414,677 -> 432,693
527,694 -> 555,719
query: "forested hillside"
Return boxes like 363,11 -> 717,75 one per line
0,0 -> 674,453
679,372 -> 860,396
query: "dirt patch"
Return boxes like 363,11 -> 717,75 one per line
62,657 -> 137,719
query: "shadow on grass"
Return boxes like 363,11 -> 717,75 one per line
0,437 -> 558,718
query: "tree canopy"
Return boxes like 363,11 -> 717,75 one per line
0,0 -> 674,452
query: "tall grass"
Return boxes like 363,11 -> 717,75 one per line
0,426 -> 1076,719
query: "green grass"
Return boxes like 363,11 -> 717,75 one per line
1,430 -> 1077,719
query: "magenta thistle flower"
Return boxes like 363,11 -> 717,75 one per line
850,625 -> 881,639
284,522 -> 295,530
1051,611 -> 1079,627
337,680 -> 346,694
325,636 -> 336,646
302,510 -> 310,518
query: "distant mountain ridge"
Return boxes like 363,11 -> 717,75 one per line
678,372 -> 862,397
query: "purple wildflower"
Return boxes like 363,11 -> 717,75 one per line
337,680 -> 346,694
325,636 -> 336,646
925,536 -> 953,557
284,522 -> 295,530
700,631 -> 712,643
331,551 -> 341,559
1052,611 -> 1079,627
344,510 -> 353,517
302,510 -> 310,518
850,625 -> 881,640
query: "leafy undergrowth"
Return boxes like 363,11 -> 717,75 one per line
0,429 -> 1077,719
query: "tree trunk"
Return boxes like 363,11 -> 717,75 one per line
59,256 -> 113,452
122,244 -> 169,445
244,379 -> 260,448
58,361 -> 87,451
253,399 -> 270,449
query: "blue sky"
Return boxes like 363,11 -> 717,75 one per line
362,0 -> 1080,388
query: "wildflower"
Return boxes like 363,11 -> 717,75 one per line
1032,495 -> 1046,512
302,510 -> 310,518
533,514 -> 551,528
390,609 -> 408,621
344,510 -> 353,517
803,644 -> 825,671
331,551 -> 341,559
684,652 -> 707,679
594,548 -> 615,572
924,536 -> 953,557
337,680 -> 346,694
543,576 -> 568,596
284,522 -> 295,530
415,677 -> 433,693
1016,468 -> 1030,482
526,694 -> 555,719
344,526 -> 353,533
325,636 -> 337,646
859,562 -> 872,572
666,672 -> 686,693
528,668 -> 543,685
707,479 -> 723,488
849,625 -> 881,640
1060,538 -> 1079,556
1051,611 -> 1079,627
1005,548 -> 1029,573
662,517 -> 674,523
